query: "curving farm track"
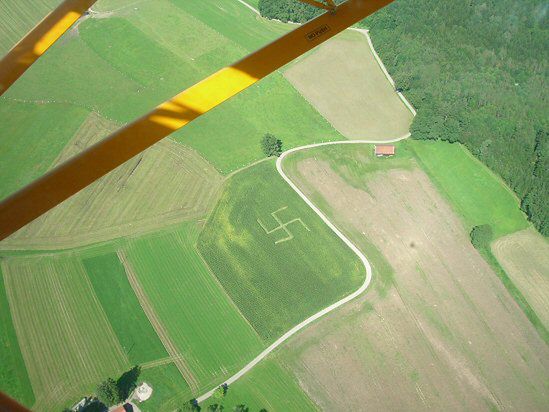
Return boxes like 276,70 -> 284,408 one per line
196,136 -> 410,403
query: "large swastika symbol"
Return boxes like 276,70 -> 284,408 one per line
257,206 -> 310,244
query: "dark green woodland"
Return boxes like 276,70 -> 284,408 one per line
259,0 -> 549,235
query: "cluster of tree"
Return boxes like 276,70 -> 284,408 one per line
470,224 -> 493,250
258,0 -> 548,235
261,133 -> 283,157
179,384 -> 267,412
96,365 -> 141,407
258,0 -> 344,23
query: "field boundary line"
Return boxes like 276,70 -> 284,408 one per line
117,250 -> 200,393
196,136 -> 409,403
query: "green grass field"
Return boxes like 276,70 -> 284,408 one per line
1,254 -> 129,411
172,0 -> 290,52
1,0 -> 341,201
0,266 -> 34,407
0,100 -> 88,200
138,363 -> 192,412
202,358 -> 318,411
408,140 -> 530,239
178,72 -> 341,173
0,0 -> 62,56
83,252 -> 168,365
198,160 -> 363,341
125,222 -> 265,391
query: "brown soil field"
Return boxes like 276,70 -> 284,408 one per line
492,228 -> 549,330
280,152 -> 549,411
2,112 -> 223,250
283,30 -> 413,140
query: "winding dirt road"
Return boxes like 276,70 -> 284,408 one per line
195,1 -> 417,403
196,137 -> 410,403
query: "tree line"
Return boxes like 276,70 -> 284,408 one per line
258,0 -> 548,235
258,0 -> 344,23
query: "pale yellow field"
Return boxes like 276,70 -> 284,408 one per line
2,112 -> 224,249
284,30 -> 413,140
2,254 -> 129,411
492,228 -> 549,330
281,147 -> 549,411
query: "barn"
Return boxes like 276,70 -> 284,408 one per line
374,145 -> 396,157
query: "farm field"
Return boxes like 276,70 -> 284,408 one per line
409,139 -> 530,239
281,143 -> 549,410
123,222 -> 265,393
198,160 -> 363,341
284,29 -> 414,140
491,228 -> 549,331
202,358 -> 317,411
0,0 -> 63,56
1,254 -> 129,411
83,252 -> 168,365
1,0 -> 340,197
0,100 -> 89,200
2,113 -> 223,249
0,266 -> 34,407
137,363 -> 192,412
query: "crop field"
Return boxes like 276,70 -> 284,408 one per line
0,266 -> 34,407
491,228 -> 549,330
172,0 -> 290,52
0,0 -> 63,56
0,100 -> 89,200
284,29 -> 414,140
1,254 -> 129,411
202,358 -> 317,411
123,222 -> 265,393
198,160 -> 363,341
1,0 -> 340,187
3,113 -> 223,249
83,252 -> 168,365
281,144 -> 549,410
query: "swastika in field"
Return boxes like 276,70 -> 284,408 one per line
257,206 -> 311,244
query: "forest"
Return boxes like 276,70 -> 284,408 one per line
258,0 -> 343,23
258,0 -> 548,235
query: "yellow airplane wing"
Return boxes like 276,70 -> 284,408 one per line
0,0 -> 394,240
0,0 -> 98,95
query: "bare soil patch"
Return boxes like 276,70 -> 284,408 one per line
282,157 -> 549,411
492,228 -> 549,330
284,31 -> 413,140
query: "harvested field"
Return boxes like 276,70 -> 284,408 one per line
284,30 -> 413,140
1,254 -> 129,411
280,147 -> 549,411
3,112 -> 223,249
492,228 -> 549,330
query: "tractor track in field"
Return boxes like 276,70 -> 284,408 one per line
118,250 -> 200,393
